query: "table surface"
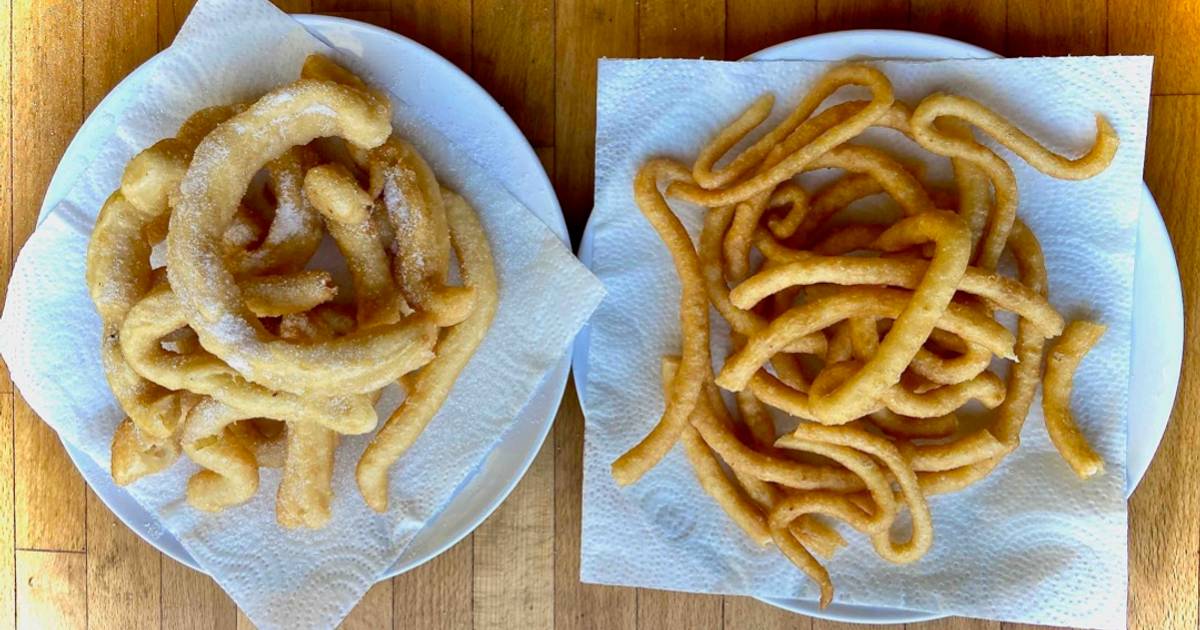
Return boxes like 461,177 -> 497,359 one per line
2,0 -> 1198,628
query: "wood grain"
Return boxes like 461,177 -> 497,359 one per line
77,4 -> 164,624
555,379 -> 636,630
340,581 -> 393,629
812,621 -> 893,630
0,0 -> 12,393
910,0 -> 1006,52
313,0 -> 386,11
270,0 -> 312,13
638,588 -> 722,630
638,0 -> 724,58
724,595 -> 810,629
1109,0 -> 1200,95
815,0 -> 909,31
13,393 -> 84,552
83,0 -> 158,113
85,491 -> 160,629
11,0 -> 81,278
1006,0 -> 1107,56
15,551 -> 85,630
911,618 -> 1000,630
11,0 -> 86,555
157,0 -> 196,46
391,537 -> 473,630
0,396 -> 12,630
554,0 -> 637,239
391,0 -> 471,70
473,0 -> 554,146
474,440 -> 555,630
1128,94 -> 1200,630
161,559 -> 237,630
725,0 -> 815,61
321,10 -> 390,28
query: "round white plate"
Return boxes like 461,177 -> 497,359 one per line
39,14 -> 571,579
571,29 -> 1184,625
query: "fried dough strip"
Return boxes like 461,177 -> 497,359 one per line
1042,320 -> 1107,479
677,65 -> 895,205
167,76 -> 444,397
357,190 -> 498,511
730,254 -> 1063,337
718,286 -> 1014,394
611,160 -> 711,486
180,398 -> 260,512
120,275 -> 382,433
368,136 -> 476,327
303,162 -> 405,327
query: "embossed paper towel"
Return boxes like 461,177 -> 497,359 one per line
0,0 -> 603,628
582,57 -> 1150,629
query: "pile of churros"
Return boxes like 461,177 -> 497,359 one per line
86,55 -> 498,528
612,64 -> 1114,605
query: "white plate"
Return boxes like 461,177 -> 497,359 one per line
571,29 -> 1184,625
39,14 -> 571,579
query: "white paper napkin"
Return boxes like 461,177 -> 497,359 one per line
0,1 -> 604,628
582,57 -> 1150,629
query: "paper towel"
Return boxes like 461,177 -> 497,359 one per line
582,57 -> 1150,629
0,0 -> 604,628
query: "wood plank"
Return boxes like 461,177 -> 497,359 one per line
0,0 -> 13,393
391,535 -> 473,630
161,558 -> 237,630
270,0 -> 313,13
813,622 -> 899,630
638,588 -> 722,630
725,0 -> 816,61
85,491 -> 160,630
1006,0 -> 1107,57
236,608 -> 253,629
554,378 -> 636,630
391,0 -> 472,71
1109,0 -> 1200,95
723,595 -> 810,629
313,0 -> 388,12
13,392 -> 84,552
1128,95 -> 1200,630
319,10 -> 390,28
473,438 -> 554,630
157,0 -> 196,47
815,0 -> 909,31
79,4 -> 162,620
910,618 -> 1001,630
472,0 -> 555,146
338,581 -> 392,630
83,0 -> 158,113
0,395 -> 13,630
554,0 -> 637,239
638,0 -> 724,59
11,0 -> 81,275
15,550 -> 85,630
909,0 -> 1006,52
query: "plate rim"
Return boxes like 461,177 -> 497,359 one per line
571,28 -> 1183,625
42,12 -> 571,580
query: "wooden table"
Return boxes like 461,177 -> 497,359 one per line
2,0 -> 1196,628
